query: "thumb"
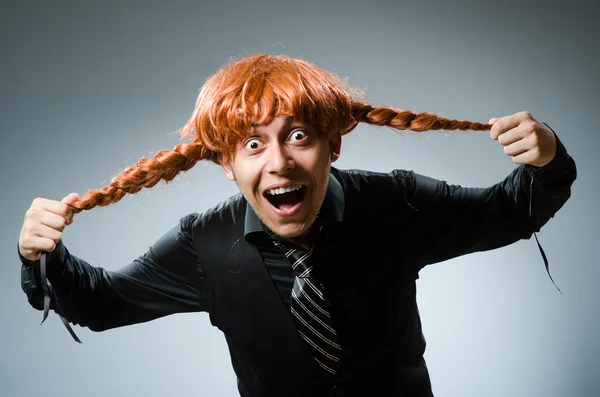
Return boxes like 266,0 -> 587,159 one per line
488,118 -> 501,140
61,192 -> 80,205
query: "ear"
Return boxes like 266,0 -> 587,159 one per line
330,139 -> 342,163
220,155 -> 236,181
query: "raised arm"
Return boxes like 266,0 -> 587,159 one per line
399,112 -> 577,269
19,200 -> 208,332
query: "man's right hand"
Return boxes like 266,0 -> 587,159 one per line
18,193 -> 79,262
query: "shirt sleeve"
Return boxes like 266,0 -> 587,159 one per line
398,131 -> 577,269
20,213 -> 209,332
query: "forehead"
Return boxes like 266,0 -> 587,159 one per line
250,115 -> 293,131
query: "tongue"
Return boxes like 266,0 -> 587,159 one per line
271,191 -> 301,211
279,203 -> 296,211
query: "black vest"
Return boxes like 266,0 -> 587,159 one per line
193,169 -> 434,397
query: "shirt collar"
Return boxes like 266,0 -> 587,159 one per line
244,170 -> 344,243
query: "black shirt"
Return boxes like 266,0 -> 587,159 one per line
244,173 -> 345,309
20,133 -> 577,396
20,172 -> 346,328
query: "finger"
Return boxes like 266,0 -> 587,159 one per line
61,193 -> 79,224
489,118 -> 500,140
489,117 -> 510,140
19,238 -> 54,260
31,222 -> 63,243
490,111 -> 532,141
488,118 -> 500,140
511,150 -> 537,165
503,139 -> 529,157
38,197 -> 75,221
61,192 -> 80,205
20,231 -> 59,256
38,211 -> 68,232
23,236 -> 56,254
497,125 -> 526,147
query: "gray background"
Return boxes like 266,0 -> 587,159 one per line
1,0 -> 598,396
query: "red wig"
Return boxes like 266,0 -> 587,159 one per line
68,53 -> 490,212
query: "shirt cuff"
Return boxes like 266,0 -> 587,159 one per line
19,240 -> 69,288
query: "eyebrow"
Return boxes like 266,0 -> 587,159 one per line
250,115 -> 293,128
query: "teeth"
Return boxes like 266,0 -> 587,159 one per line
267,184 -> 303,195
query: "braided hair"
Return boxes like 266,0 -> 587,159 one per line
68,53 -> 490,213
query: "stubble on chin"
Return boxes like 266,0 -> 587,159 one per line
262,180 -> 329,246
231,169 -> 330,244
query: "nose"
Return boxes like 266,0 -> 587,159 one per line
266,142 -> 295,174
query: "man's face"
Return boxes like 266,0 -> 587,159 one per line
221,116 -> 340,243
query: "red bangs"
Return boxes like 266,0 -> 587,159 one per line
180,54 -> 363,159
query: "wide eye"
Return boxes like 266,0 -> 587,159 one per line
245,138 -> 263,151
289,129 -> 307,142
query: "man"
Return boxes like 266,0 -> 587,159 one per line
18,54 -> 577,396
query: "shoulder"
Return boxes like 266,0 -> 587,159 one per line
331,167 -> 421,223
332,167 -> 416,196
180,193 -> 245,235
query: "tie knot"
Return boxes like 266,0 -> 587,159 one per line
272,241 -> 314,278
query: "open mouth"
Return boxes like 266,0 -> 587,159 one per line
264,184 -> 307,212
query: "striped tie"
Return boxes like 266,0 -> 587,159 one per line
273,240 -> 342,376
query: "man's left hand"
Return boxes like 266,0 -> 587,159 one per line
489,111 -> 557,167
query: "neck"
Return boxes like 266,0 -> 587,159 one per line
288,236 -> 311,250
288,222 -> 326,250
